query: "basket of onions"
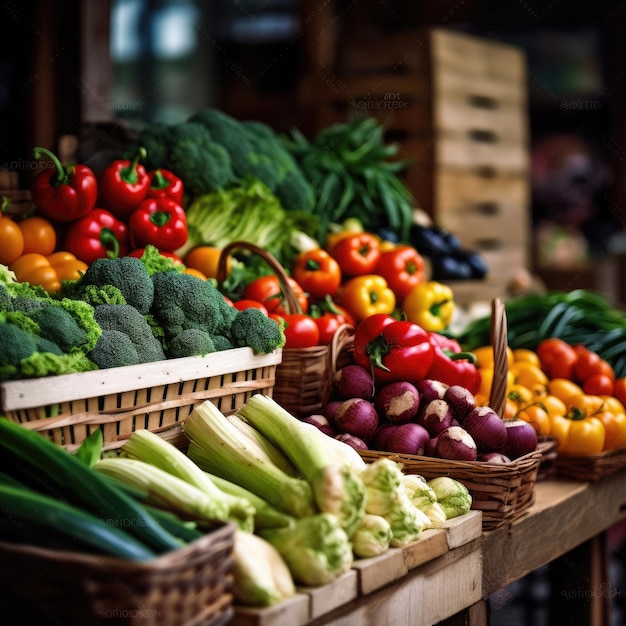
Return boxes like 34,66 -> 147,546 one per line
316,298 -> 543,531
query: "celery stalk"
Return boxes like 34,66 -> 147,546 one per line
121,429 -> 255,531
94,457 -> 253,531
236,394 -> 366,537
184,401 -> 317,519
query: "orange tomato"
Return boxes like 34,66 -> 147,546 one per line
183,246 -> 227,280
0,212 -> 25,264
182,267 -> 207,280
9,252 -> 60,292
18,215 -> 57,256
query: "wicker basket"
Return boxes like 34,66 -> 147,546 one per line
0,347 -> 281,451
554,448 -> 626,482
218,241 -> 355,417
0,522 -> 235,626
359,298 -> 543,531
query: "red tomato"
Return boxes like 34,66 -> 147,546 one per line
375,244 -> 425,300
537,338 -> 578,379
272,313 -> 320,348
574,349 -> 614,383
232,299 -> 269,315
583,373 -> 615,396
313,312 -> 350,345
243,275 -> 308,315
614,377 -> 626,408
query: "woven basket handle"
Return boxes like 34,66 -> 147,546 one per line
329,322 -> 355,370
489,297 -> 509,419
217,241 -> 302,314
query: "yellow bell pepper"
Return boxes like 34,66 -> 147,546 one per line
402,280 -> 455,332
338,274 -> 396,322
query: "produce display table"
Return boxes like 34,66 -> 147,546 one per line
232,473 -> 626,626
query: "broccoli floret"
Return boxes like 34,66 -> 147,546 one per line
189,108 -> 276,188
0,282 -> 13,312
89,329 -> 142,369
26,303 -> 90,354
229,307 -> 286,355
211,334 -> 235,352
78,284 -> 128,307
167,328 -> 217,359
150,272 -> 236,341
274,168 -> 316,212
0,319 -> 97,381
78,256 -> 154,314
137,245 -> 185,276
164,122 -> 236,196
90,304 -> 166,368
135,123 -> 171,171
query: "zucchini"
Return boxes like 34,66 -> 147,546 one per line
0,483 -> 156,561
0,419 -> 182,554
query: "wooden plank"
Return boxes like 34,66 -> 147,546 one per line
352,548 -> 407,596
305,571 -> 359,620
0,348 -> 282,410
445,511 -> 483,549
403,529 -> 449,571
482,474 -> 626,596
232,594 -> 310,626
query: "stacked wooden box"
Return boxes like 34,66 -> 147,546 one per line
299,27 -> 531,301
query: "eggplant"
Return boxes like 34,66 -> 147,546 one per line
410,224 -> 454,256
430,253 -> 473,280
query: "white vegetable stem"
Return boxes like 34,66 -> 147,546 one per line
184,400 -> 317,519
237,394 -> 366,537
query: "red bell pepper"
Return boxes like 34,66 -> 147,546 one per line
98,147 -> 150,219
128,197 -> 188,252
31,147 -> 97,222
64,208 -> 129,264
427,332 -> 481,394
353,315 -> 434,384
146,169 -> 184,204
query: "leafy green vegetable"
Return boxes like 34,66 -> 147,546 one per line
427,476 -> 472,520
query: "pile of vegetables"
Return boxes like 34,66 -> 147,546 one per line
0,247 -> 285,381
6,394 -> 467,608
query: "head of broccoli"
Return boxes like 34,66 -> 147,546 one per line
166,328 -> 217,359
229,307 -> 286,355
90,304 -> 166,368
150,271 -> 237,341
77,256 -> 155,315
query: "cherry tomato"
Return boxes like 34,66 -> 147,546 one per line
271,313 -> 320,349
18,215 -> 57,256
613,377 -> 626,408
574,349 -> 614,384
243,274 -> 308,315
313,313 -> 344,345
232,299 -> 269,315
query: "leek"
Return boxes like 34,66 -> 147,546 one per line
227,413 -> 301,477
206,472 -> 294,530
237,394 -> 366,537
121,429 -> 255,529
184,401 -> 317,519
232,529 -> 296,606
94,457 -> 253,531
258,513 -> 353,586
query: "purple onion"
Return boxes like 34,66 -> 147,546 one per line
333,364 -> 375,400
300,414 -> 337,437
374,381 -> 420,424
436,426 -> 477,461
503,420 -> 538,459
443,385 -> 477,422
416,379 -> 449,404
462,406 -> 507,453
335,432 -> 368,451
419,399 -> 455,437
320,399 -> 343,424
334,397 -> 379,442
384,423 -> 431,455
478,451 -> 512,464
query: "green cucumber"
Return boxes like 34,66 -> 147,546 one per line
0,483 -> 156,561
0,419 -> 182,554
